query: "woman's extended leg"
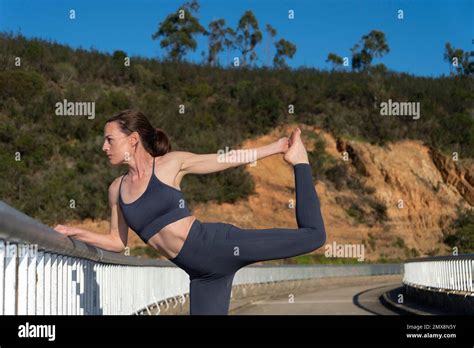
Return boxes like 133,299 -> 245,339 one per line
186,162 -> 326,315
223,162 -> 327,270
183,128 -> 327,314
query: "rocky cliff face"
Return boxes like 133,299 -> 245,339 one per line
192,124 -> 473,261
429,147 -> 474,206
329,131 -> 473,260
67,124 -> 473,261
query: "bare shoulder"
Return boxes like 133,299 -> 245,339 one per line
157,151 -> 193,186
161,150 -> 194,162
158,151 -> 193,170
108,175 -> 124,205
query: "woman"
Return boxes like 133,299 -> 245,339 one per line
54,109 -> 327,315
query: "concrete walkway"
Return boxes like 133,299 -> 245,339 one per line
231,276 -> 402,315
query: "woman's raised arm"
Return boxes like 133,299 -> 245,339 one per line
173,137 -> 289,176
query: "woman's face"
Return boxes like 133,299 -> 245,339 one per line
102,122 -> 131,165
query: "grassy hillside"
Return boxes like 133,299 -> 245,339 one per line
0,32 -> 473,224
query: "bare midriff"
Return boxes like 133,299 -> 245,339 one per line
146,215 -> 197,260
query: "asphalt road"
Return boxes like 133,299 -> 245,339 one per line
231,280 -> 402,315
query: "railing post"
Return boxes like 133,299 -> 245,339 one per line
49,253 -> 56,315
85,259 -> 91,315
0,240 -> 5,315
93,262 -> 98,315
78,259 -> 84,315
4,243 -> 17,315
18,244 -> 28,315
470,260 -> 474,293
36,251 -> 44,315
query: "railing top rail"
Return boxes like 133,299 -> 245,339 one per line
0,201 -> 403,269
405,254 -> 474,263
0,201 -> 170,267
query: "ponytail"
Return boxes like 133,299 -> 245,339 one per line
154,127 -> 171,156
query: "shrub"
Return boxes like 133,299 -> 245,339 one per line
0,70 -> 45,104
444,208 -> 474,253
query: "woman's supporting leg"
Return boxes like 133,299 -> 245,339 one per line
189,272 -> 236,315
224,162 -> 327,268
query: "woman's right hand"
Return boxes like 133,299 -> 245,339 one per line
53,224 -> 77,238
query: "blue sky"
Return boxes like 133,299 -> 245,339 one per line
0,0 -> 472,77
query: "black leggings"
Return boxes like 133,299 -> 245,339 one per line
169,163 -> 327,315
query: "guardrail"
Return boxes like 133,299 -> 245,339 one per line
0,201 -> 401,315
403,254 -> 474,295
0,201 -> 188,315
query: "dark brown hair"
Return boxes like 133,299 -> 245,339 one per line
105,110 -> 171,157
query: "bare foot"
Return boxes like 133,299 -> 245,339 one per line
283,128 -> 309,165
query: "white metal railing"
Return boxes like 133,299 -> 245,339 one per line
403,255 -> 474,295
0,201 -> 191,315
0,201 -> 402,315
0,240 -> 191,315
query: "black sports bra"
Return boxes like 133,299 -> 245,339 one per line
118,156 -> 192,243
